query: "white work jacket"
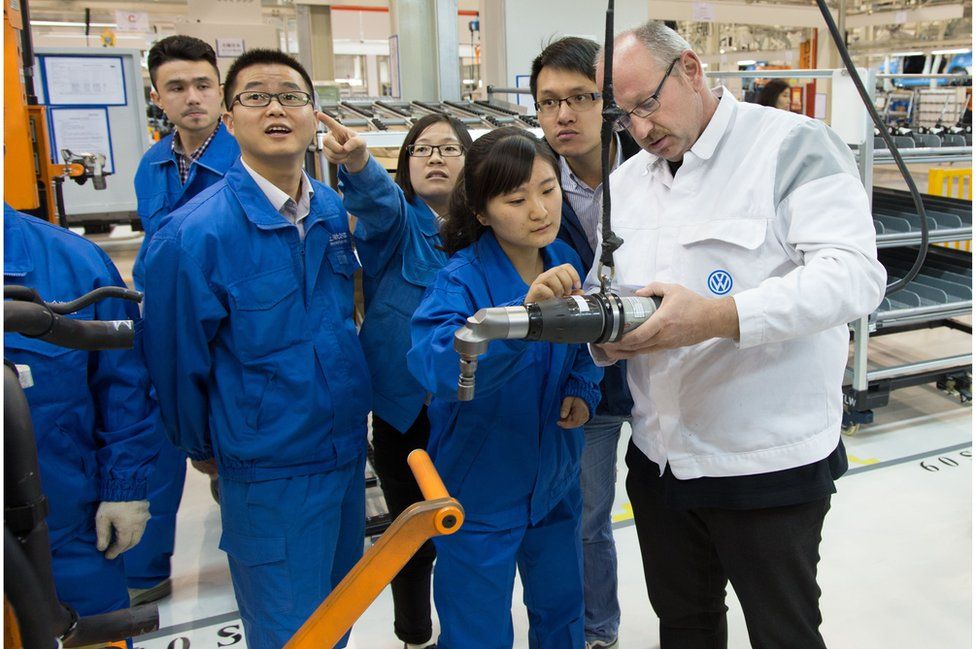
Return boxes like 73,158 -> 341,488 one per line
591,88 -> 886,479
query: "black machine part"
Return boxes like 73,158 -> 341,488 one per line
453,294 -> 661,401
4,285 -> 140,351
4,286 -> 158,646
525,293 -> 661,344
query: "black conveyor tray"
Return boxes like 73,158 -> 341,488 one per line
872,187 -> 972,248
875,246 -> 972,326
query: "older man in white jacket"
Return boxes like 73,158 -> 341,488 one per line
590,22 -> 886,649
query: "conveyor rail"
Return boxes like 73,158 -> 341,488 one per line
474,100 -> 541,128
374,101 -> 414,118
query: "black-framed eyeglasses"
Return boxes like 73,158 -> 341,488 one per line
613,57 -> 680,132
406,143 -> 465,157
534,92 -> 602,115
232,91 -> 313,108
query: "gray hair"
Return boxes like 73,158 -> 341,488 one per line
596,21 -> 693,71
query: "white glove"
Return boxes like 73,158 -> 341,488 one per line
95,500 -> 150,560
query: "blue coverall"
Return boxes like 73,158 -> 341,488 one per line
3,205 -> 161,616
408,231 -> 603,649
338,155 -> 448,432
127,123 -> 239,591
141,160 -> 372,649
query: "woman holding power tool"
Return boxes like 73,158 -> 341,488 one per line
407,127 -> 602,649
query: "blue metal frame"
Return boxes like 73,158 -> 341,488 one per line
46,106 -> 116,174
38,54 -> 128,106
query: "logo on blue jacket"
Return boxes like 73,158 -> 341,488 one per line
707,270 -> 733,295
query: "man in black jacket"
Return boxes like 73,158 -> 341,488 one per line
530,37 -> 641,649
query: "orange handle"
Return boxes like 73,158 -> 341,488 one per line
407,449 -> 449,501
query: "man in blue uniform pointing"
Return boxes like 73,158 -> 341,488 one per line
142,49 -> 371,648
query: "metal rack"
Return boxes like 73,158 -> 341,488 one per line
843,72 -> 972,433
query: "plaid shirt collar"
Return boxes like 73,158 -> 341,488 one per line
172,124 -> 220,184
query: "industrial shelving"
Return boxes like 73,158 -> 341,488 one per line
845,72 -> 972,433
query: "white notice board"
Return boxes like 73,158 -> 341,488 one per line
48,107 -> 115,174
36,47 -> 152,220
40,55 -> 127,106
216,38 -> 246,58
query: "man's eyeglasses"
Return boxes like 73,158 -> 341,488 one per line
232,91 -> 313,108
613,57 -> 680,132
534,92 -> 602,116
406,143 -> 465,157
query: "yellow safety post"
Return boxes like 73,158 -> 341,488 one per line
285,450 -> 463,649
928,168 -> 972,252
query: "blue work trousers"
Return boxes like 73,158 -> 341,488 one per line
433,483 -> 584,649
580,414 -> 626,645
51,526 -> 130,616
218,454 -> 366,649
125,436 -> 187,588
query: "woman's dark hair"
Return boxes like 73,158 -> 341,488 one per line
395,114 -> 473,203
755,79 -> 790,107
440,127 -> 559,256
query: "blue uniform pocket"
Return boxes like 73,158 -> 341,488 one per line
227,267 -> 302,357
401,258 -> 441,290
326,233 -> 360,278
218,529 -> 292,614
241,367 -> 276,431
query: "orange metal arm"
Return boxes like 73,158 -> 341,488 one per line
285,450 -> 463,649
408,448 -> 448,500
48,163 -> 85,179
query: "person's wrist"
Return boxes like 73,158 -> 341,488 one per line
345,150 -> 370,175
711,296 -> 740,341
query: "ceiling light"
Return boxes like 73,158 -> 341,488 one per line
41,33 -> 145,40
737,59 -> 757,66
890,51 -> 924,56
30,20 -> 118,27
931,48 -> 970,55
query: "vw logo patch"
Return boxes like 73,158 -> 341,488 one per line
707,270 -> 733,295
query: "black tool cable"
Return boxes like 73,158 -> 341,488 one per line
813,0 -> 928,296
598,0 -> 625,295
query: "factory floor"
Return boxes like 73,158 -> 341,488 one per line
93,235 -> 972,649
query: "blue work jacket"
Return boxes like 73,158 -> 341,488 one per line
3,205 -> 160,550
132,123 -> 239,290
141,161 -> 371,482
407,231 -> 602,529
338,157 -> 448,432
